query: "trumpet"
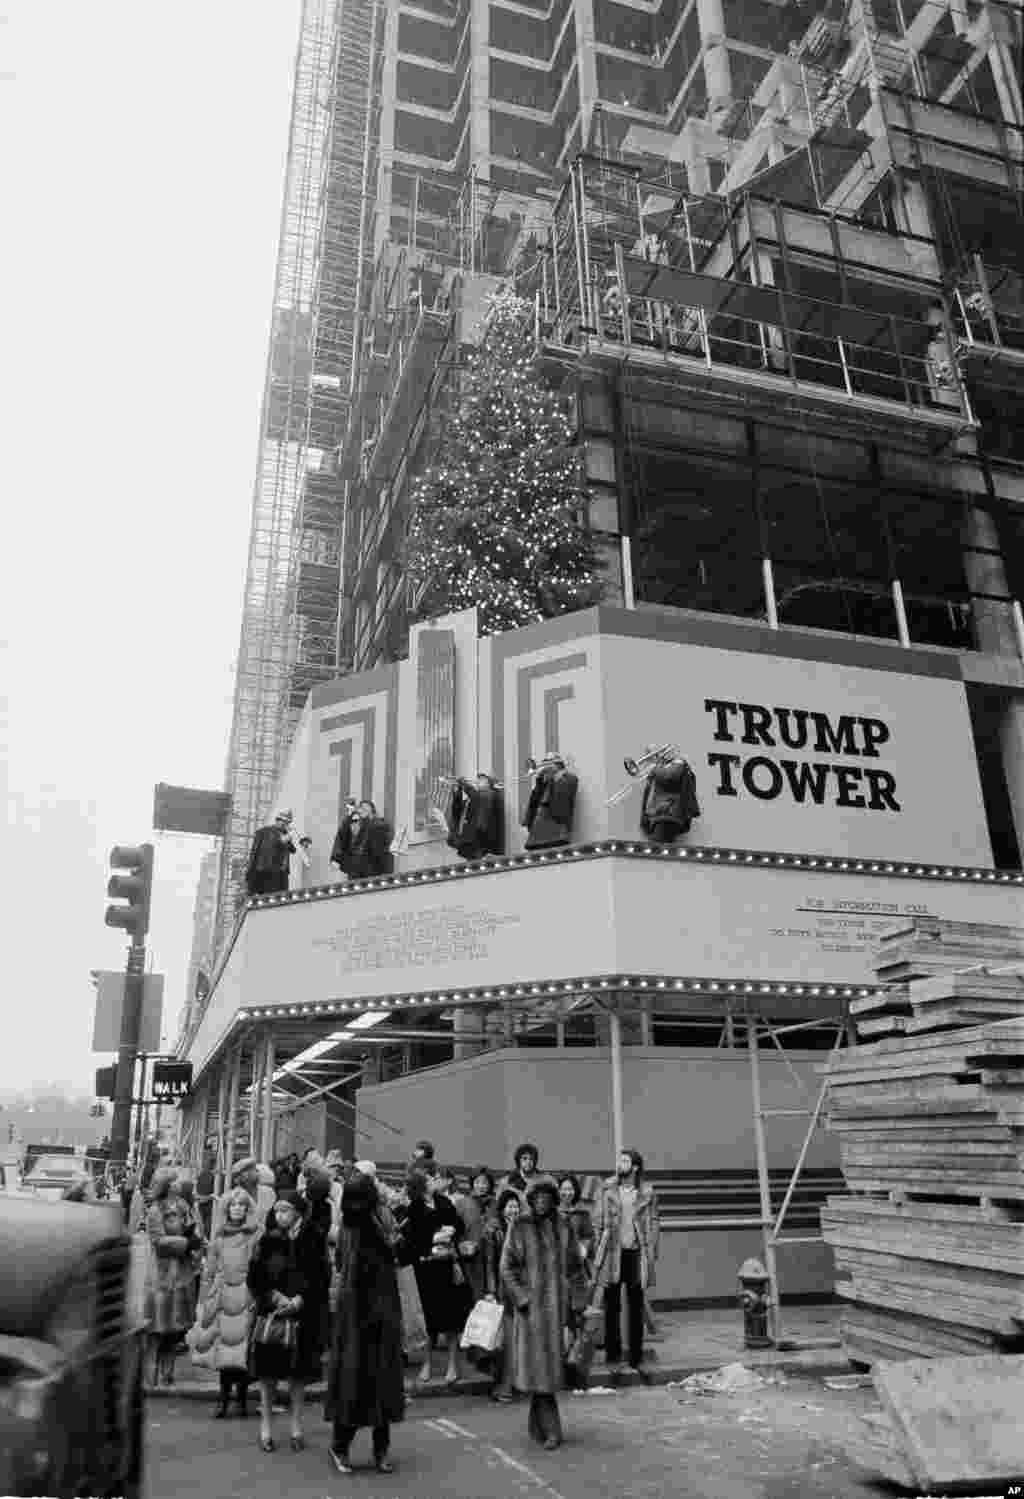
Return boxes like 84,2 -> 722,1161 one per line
623,744 -> 677,777
605,744 -> 678,807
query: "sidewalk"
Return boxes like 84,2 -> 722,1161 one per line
147,1302 -> 848,1401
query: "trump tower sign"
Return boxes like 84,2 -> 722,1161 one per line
599,633 -> 993,866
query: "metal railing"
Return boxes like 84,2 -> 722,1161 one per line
952,258 -> 1024,355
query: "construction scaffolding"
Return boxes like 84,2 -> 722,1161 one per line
214,0 -> 384,961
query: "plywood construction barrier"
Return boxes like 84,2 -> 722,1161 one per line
822,919 -> 1024,1366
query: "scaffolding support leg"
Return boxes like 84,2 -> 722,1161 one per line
224,1043 -> 241,1187
215,1062 -> 229,1197
609,1006 -> 624,1161
261,1032 -> 277,1163
747,1018 -> 781,1344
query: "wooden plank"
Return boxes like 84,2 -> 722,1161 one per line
823,1194 -> 1024,1227
840,1301 -> 999,1350
874,1354 -> 1024,1490
909,972 -> 1024,1005
842,1276 -> 1023,1335
840,1170 -> 1024,1195
841,1410 -> 918,1488
833,1246 -> 1024,1295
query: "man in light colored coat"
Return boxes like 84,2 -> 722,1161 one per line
592,1149 -> 660,1372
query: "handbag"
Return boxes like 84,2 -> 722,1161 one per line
251,1308 -> 298,1352
459,1297 -> 505,1354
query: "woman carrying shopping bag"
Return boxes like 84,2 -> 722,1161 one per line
485,1188 -> 522,1401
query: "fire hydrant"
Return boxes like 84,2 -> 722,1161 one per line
738,1258 -> 773,1349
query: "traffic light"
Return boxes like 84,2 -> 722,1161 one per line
105,844 -> 154,941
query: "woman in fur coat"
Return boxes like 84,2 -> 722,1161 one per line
325,1174 -> 405,1475
500,1175 -> 577,1449
144,1171 -> 202,1386
188,1187 -> 259,1417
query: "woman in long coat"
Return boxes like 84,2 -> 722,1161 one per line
325,1175 -> 405,1475
144,1170 -> 202,1386
188,1187 -> 259,1417
246,1190 -> 329,1452
458,1168 -> 496,1304
485,1188 -> 522,1401
396,1170 -> 470,1385
500,1175 -> 577,1449
557,1173 -> 595,1325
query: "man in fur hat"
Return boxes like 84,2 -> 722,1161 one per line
499,1175 -> 577,1450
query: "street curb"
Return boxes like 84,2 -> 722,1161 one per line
145,1348 -> 850,1403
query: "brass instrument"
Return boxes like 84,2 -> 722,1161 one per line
623,744 -> 677,777
606,744 -> 679,806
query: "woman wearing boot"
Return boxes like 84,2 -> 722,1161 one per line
188,1186 -> 259,1417
247,1190 -> 329,1452
500,1176 -> 577,1450
144,1171 -> 201,1387
326,1174 -> 405,1475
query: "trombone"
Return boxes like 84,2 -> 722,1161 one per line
605,744 -> 678,806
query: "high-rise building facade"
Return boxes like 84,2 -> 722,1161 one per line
209,0 -> 1023,988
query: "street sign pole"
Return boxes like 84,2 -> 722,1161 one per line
109,941 -> 146,1166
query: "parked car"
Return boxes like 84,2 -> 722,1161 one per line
0,1196 -> 145,1497
20,1156 -> 86,1201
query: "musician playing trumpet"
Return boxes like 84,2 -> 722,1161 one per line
442,773 -> 504,862
522,753 -> 579,850
246,809 -> 310,897
638,747 -> 700,846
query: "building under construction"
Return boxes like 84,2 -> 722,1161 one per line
177,0 -> 1024,1312
204,0 -> 1023,996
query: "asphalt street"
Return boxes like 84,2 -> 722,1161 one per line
146,1378 -> 886,1499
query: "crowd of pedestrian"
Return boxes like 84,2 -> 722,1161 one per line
89,1136 -> 659,1473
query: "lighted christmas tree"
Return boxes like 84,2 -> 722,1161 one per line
401,288 -> 605,634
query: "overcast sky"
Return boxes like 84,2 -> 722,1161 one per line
2,2 -> 302,1094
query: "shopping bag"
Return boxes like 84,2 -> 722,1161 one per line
459,1297 -> 505,1354
397,1264 -> 429,1359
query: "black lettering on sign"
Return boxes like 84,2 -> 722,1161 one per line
705,700 -> 739,742
708,751 -> 741,796
742,756 -> 784,800
701,699 -> 899,811
780,759 -> 829,804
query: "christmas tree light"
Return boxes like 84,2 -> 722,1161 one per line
401,288 -> 605,635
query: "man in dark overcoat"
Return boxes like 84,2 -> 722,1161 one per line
639,751 -> 699,845
499,1174 -> 577,1450
522,755 -> 578,850
246,810 -> 297,896
447,774 -> 504,861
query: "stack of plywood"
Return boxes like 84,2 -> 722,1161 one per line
822,919 -> 1024,1367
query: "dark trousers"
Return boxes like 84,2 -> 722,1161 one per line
247,870 -> 288,896
333,1421 -> 390,1459
604,1247 -> 644,1365
527,1393 -> 562,1446
218,1370 -> 249,1406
